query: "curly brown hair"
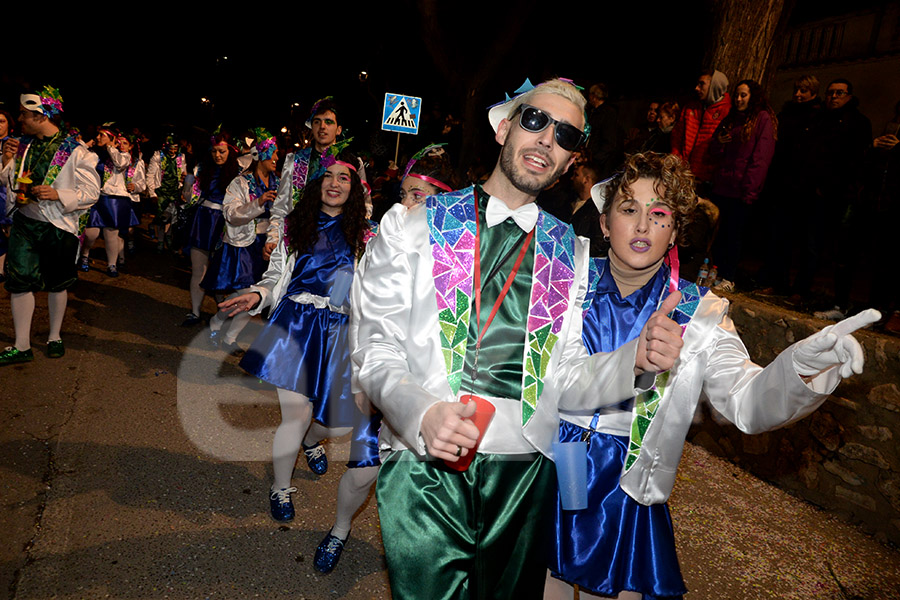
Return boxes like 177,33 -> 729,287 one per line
285,151 -> 369,257
601,152 -> 697,246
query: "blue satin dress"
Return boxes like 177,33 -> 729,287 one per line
550,260 -> 687,600
87,160 -> 139,230
239,212 -> 356,428
201,173 -> 277,292
189,169 -> 226,252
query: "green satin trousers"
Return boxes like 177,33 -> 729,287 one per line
376,450 -> 554,599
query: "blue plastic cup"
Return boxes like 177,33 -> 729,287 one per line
552,440 -> 588,510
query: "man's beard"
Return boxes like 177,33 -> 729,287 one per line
499,144 -> 567,196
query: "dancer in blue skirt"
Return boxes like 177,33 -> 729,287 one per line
545,152 -> 877,600
79,125 -> 138,277
219,150 -> 371,523
202,129 -> 279,354
311,143 -> 460,574
182,131 -> 240,326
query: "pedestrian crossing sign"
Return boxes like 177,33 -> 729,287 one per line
382,93 -> 422,134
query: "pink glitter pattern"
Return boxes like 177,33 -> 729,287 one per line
427,188 -> 578,425
291,149 -> 311,206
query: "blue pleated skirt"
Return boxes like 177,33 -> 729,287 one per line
201,234 -> 267,292
239,297 -> 355,428
549,420 -> 686,599
87,195 -> 140,230
189,205 -> 225,252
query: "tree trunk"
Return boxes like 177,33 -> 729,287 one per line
704,0 -> 795,88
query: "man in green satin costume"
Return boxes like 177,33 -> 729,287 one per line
353,79 -> 685,599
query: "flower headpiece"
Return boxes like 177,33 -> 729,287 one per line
305,96 -> 334,129
314,141 -> 371,194
486,77 -> 590,140
316,140 -> 356,175
249,127 -> 277,161
209,123 -> 238,154
20,85 -> 64,119
402,143 -> 452,192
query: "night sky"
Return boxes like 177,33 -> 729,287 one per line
1,0 -> 871,161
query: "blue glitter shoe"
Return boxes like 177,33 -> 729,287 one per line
313,529 -> 347,573
269,486 -> 297,522
78,256 -> 90,272
208,330 -> 220,348
303,442 -> 328,475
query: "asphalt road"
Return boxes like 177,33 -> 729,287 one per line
1,238 -> 898,599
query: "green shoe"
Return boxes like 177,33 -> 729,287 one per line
0,347 -> 34,365
48,339 -> 65,358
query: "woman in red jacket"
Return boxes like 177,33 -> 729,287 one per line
709,79 -> 777,291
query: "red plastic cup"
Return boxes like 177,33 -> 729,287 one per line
444,395 -> 496,472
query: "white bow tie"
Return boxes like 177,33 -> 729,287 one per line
485,196 -> 539,231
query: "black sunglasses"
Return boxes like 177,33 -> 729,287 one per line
514,104 -> 587,151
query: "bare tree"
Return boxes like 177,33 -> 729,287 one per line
704,0 -> 797,89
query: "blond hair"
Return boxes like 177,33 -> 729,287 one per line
505,78 -> 588,130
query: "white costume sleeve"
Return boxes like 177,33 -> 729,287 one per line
55,145 -> 101,214
146,152 -> 160,197
700,297 -> 839,433
353,205 -> 444,448
249,238 -> 288,314
267,154 -> 295,245
131,160 -> 147,196
223,175 -> 264,226
107,146 -> 131,170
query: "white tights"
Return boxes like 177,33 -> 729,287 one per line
11,291 -> 67,350
209,290 -> 253,344
330,465 -> 378,539
82,227 -> 121,266
543,570 -> 642,600
271,388 -> 351,490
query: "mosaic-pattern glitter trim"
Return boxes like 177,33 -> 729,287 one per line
522,211 -> 576,425
291,148 -> 312,206
427,188 -> 577,426
581,257 -> 604,314
624,279 -> 708,472
427,189 -> 477,396
101,159 -> 113,186
43,136 -> 79,187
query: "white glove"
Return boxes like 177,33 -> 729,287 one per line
792,309 -> 881,378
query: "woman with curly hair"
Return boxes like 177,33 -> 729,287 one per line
219,150 -> 371,524
708,79 -> 778,292
310,143 -> 459,575
545,152 -> 873,600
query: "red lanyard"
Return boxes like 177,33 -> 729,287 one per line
471,198 -> 535,380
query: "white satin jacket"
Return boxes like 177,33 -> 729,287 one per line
352,189 -> 646,460
221,174 -> 273,248
2,138 -> 100,236
565,288 -> 841,505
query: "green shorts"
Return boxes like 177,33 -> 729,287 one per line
5,211 -> 79,294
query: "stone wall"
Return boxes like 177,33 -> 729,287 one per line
686,294 -> 900,545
